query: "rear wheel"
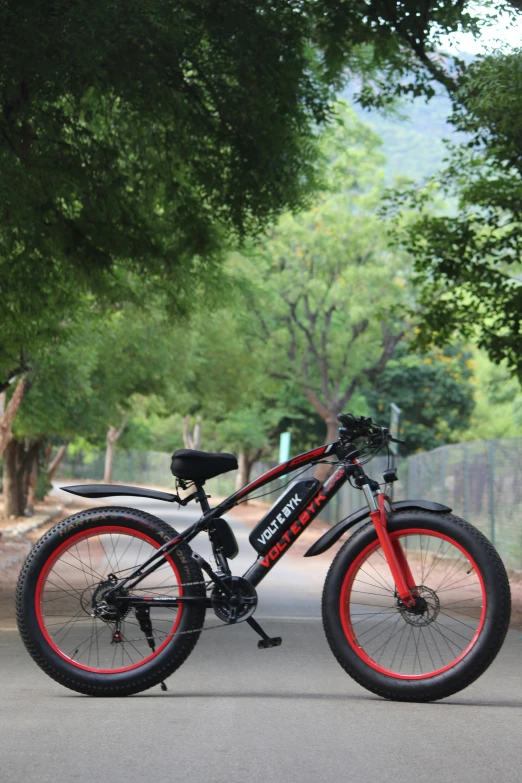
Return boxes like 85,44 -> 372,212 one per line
16,507 -> 206,696
322,511 -> 511,701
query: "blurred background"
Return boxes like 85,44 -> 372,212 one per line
1,2 -> 522,578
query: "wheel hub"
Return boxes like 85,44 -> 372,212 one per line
397,585 -> 440,627
81,579 -> 130,622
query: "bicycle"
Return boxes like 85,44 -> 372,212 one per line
16,413 -> 511,701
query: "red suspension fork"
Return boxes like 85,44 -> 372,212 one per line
369,494 -> 415,607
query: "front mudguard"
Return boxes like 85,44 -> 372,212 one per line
303,499 -> 452,557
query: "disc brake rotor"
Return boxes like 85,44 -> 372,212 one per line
398,585 -> 440,627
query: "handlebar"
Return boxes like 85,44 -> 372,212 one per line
336,412 -> 405,452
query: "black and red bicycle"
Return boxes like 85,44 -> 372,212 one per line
16,413 -> 511,701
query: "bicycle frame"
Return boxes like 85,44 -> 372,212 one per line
109,440 -> 416,610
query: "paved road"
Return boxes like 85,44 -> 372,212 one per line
0,492 -> 520,783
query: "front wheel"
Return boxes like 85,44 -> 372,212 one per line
16,507 -> 207,696
322,511 -> 511,702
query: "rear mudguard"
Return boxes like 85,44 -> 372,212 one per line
303,499 -> 452,557
62,484 -> 178,503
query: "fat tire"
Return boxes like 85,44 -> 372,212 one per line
16,507 -> 206,696
322,511 -> 511,702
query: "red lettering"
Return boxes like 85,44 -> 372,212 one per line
259,556 -> 270,568
269,546 -> 279,560
276,540 -> 286,553
306,502 -> 316,515
316,492 -> 327,503
299,511 -> 310,524
291,521 -> 301,535
283,530 -> 292,544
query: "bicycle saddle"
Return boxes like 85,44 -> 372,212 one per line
170,449 -> 238,481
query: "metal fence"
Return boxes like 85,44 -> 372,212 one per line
59,438 -> 522,570
405,440 -> 522,573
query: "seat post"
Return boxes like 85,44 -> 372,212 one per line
195,482 -> 210,512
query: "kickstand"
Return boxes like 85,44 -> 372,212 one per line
246,617 -> 282,649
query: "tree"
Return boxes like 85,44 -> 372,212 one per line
236,106 -> 412,477
457,349 -> 522,440
0,377 -> 27,457
311,0 -> 491,102
151,304 -> 291,488
2,1 -> 513,398
4,301 -> 184,515
384,44 -> 522,377
365,345 -> 475,455
0,2 -> 336,383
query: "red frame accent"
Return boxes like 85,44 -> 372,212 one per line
35,526 -> 184,674
234,445 -> 329,500
369,494 -> 413,604
339,528 -> 487,679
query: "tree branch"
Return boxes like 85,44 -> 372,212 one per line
304,388 -> 331,421
364,326 -> 406,382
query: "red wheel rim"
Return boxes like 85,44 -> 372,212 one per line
339,529 -> 487,679
35,526 -> 184,673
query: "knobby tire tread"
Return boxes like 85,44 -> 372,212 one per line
322,511 -> 511,702
16,507 -> 206,696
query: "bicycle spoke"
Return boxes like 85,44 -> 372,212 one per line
343,529 -> 484,678
37,528 -> 184,673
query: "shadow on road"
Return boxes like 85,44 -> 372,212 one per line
60,691 -> 522,709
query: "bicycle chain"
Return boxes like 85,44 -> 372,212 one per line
120,579 -> 232,643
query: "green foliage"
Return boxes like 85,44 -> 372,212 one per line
157,306 -> 292,457
311,1 -> 487,101
458,350 -> 522,440
11,301 -> 183,446
232,104 -> 412,439
0,0 -> 337,385
365,345 -> 475,454
385,47 -> 522,378
1,0 -> 512,395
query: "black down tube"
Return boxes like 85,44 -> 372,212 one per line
243,466 -> 347,587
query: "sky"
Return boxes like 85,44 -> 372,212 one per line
442,4 -> 522,54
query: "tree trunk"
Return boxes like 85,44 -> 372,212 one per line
0,377 -> 26,458
47,444 -> 68,481
26,440 -> 42,510
104,437 -> 115,484
104,421 -> 126,483
3,439 -> 37,517
183,415 -> 202,450
235,451 -> 255,492
314,416 -> 339,483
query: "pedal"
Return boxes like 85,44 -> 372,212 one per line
247,616 -> 282,649
257,636 -> 282,649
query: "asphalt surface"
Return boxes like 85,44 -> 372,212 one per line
0,491 -> 520,783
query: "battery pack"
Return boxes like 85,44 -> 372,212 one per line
249,477 -> 320,555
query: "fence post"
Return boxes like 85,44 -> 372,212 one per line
463,444 -> 469,519
440,448 -> 446,506
488,441 -> 495,546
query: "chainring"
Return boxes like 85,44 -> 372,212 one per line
211,576 -> 258,624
